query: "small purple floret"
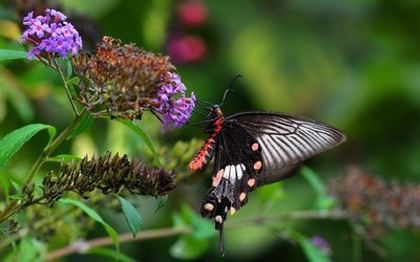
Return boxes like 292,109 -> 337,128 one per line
20,8 -> 82,59
153,72 -> 196,131
310,236 -> 332,256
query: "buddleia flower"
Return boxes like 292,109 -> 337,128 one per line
73,36 -> 195,130
19,8 -> 82,59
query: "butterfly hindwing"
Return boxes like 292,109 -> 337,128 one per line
200,121 -> 262,228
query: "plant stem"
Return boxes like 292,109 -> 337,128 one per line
45,209 -> 348,260
52,58 -> 79,116
25,108 -> 87,184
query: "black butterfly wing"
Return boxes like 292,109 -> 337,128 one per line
200,121 -> 261,220
200,111 -> 346,254
227,111 -> 347,185
200,121 -> 263,254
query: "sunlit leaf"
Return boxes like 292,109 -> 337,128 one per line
59,198 -> 119,251
118,196 -> 142,237
0,124 -> 56,169
0,49 -> 27,61
45,154 -> 82,163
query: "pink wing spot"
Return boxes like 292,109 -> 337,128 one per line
251,143 -> 259,151
239,192 -> 246,202
212,169 -> 224,187
253,161 -> 262,170
247,178 -> 256,187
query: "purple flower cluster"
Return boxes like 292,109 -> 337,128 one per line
153,72 -> 196,131
20,9 -> 82,59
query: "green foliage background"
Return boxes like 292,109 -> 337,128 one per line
1,0 -> 420,261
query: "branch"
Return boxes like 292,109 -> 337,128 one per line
46,209 -> 348,260
46,227 -> 192,260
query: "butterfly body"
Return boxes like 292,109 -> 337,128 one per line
188,105 -> 346,253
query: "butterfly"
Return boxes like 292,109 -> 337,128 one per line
188,86 -> 347,254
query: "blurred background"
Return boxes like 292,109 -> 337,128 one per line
1,0 -> 420,261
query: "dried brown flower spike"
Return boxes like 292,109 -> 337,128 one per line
73,36 -> 175,119
328,166 -> 420,237
42,152 -> 176,204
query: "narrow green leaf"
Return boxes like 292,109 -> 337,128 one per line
10,180 -> 23,201
88,247 -> 136,262
118,196 -> 142,237
0,170 -> 10,201
67,112 -> 94,140
0,49 -> 28,61
65,59 -> 73,80
300,166 -> 325,196
153,195 -> 168,213
118,120 -> 161,165
59,198 -> 119,251
45,154 -> 82,163
292,233 -> 331,262
300,166 -> 335,209
0,124 -> 56,169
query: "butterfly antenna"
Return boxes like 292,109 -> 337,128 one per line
220,74 -> 243,108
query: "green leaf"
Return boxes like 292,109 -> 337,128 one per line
13,237 -> 45,262
88,247 -> 136,262
0,124 -> 56,169
0,49 -> 28,61
118,196 -> 142,237
293,233 -> 331,262
118,120 -> 161,165
0,170 -> 10,201
300,166 -> 325,196
65,59 -> 73,80
170,236 -> 209,260
45,154 -> 82,163
179,204 -> 215,239
10,180 -> 23,201
300,166 -> 335,209
154,195 -> 168,213
67,112 -> 94,140
59,198 -> 119,251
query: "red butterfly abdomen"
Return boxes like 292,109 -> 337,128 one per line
188,137 -> 216,171
189,110 -> 224,172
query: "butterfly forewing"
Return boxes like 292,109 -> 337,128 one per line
227,112 -> 346,182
